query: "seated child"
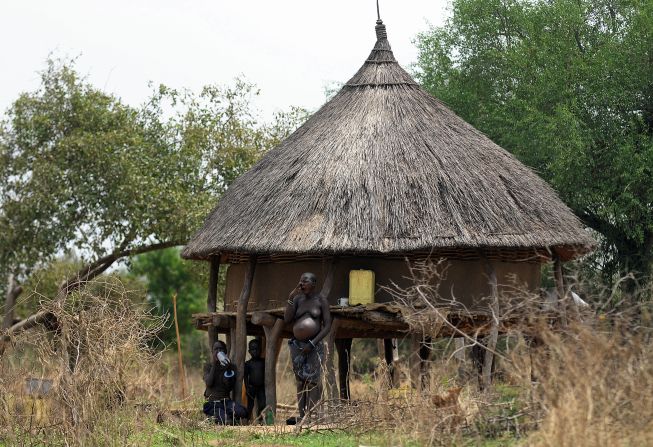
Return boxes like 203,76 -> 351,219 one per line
203,340 -> 247,424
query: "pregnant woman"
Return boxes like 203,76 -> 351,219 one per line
284,272 -> 332,422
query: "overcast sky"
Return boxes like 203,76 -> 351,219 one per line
0,1 -> 449,119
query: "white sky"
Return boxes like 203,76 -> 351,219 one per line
0,1 -> 448,119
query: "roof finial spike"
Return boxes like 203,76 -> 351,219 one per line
375,0 -> 387,40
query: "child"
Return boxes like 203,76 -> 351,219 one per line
203,341 -> 247,424
244,339 -> 266,421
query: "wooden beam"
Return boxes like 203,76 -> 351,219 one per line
263,318 -> 284,420
252,311 -> 277,327
234,256 -> 256,405
481,258 -> 499,391
207,256 -> 220,349
212,314 -> 233,329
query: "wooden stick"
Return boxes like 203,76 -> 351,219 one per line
234,256 -> 256,405
172,293 -> 187,399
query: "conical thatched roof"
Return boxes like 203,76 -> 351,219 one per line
182,20 -> 594,262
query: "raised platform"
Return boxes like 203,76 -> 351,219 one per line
192,303 -> 505,339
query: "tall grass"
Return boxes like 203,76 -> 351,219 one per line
1,274 -> 652,446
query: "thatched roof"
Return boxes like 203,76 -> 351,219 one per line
182,20 -> 594,262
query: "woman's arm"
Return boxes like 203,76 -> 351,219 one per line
309,295 -> 332,345
284,283 -> 301,324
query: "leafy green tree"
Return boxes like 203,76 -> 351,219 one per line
129,248 -> 207,345
415,0 -> 653,289
0,58 -> 307,331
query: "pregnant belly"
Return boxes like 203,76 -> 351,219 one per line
293,315 -> 320,340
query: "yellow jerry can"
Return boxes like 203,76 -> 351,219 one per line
349,270 -> 375,305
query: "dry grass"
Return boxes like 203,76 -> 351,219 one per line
524,321 -> 653,446
0,279 -> 167,446
2,275 -> 653,446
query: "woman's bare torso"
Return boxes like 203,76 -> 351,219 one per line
293,294 -> 322,340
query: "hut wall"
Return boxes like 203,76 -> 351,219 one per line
223,258 -> 541,312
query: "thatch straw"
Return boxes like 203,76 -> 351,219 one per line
182,21 -> 594,262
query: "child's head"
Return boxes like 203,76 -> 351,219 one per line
213,340 -> 227,355
248,339 -> 262,358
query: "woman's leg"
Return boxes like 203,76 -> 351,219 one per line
296,379 -> 307,419
306,380 -> 321,418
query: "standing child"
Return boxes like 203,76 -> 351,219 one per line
244,339 -> 266,421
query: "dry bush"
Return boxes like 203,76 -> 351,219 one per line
320,258 -> 653,446
522,320 -> 653,446
0,278 -> 166,446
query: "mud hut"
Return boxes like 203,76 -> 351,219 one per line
182,18 -> 594,413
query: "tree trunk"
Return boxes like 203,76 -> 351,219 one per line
0,274 -> 23,356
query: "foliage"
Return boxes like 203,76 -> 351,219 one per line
0,57 -> 307,315
415,0 -> 653,287
129,248 -> 207,351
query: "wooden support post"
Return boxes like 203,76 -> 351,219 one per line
207,257 -> 220,350
228,320 -> 237,359
335,338 -> 352,400
172,293 -> 188,399
454,337 -> 466,362
263,318 -> 284,419
234,257 -> 256,405
481,258 -> 500,391
383,338 -> 399,387
409,334 -> 421,389
325,318 -> 340,400
553,255 -> 569,326
419,337 -> 432,390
